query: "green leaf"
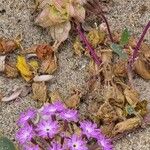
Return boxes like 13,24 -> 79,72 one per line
125,105 -> 135,115
110,43 -> 128,59
120,28 -> 130,46
0,137 -> 16,150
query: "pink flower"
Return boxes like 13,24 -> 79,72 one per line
17,108 -> 36,126
80,120 -> 100,139
67,134 -> 88,150
36,119 -> 59,138
16,124 -> 34,144
41,101 -> 65,116
23,144 -> 40,150
98,136 -> 113,150
59,109 -> 78,122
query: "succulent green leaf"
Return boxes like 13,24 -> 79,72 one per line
110,43 -> 128,59
120,28 -> 130,46
0,137 -> 16,150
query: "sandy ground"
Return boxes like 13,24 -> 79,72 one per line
0,0 -> 150,149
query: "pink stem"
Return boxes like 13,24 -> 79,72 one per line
76,24 -> 102,65
100,13 -> 114,43
131,20 -> 150,64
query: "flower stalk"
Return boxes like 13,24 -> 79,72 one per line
76,23 -> 102,65
130,20 -> 150,64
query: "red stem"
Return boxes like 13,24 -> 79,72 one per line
76,24 -> 102,65
100,13 -> 114,43
131,20 -> 150,63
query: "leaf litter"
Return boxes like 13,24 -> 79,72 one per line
0,0 -> 150,148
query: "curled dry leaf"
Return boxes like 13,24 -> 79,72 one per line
33,75 -> 53,82
67,2 -> 85,22
134,59 -> 150,80
87,28 -> 106,48
101,123 -> 115,137
112,117 -> 141,135
40,55 -> 57,74
73,38 -> 85,57
140,43 -> 150,64
65,90 -> 81,108
113,60 -> 127,77
36,44 -> 54,60
35,0 -> 85,45
104,84 -> 125,108
124,88 -> 140,107
97,102 -> 119,124
0,38 -> 18,54
0,56 -> 6,72
135,100 -> 148,117
1,88 -> 22,102
134,43 -> 150,79
4,62 -> 18,78
32,82 -> 47,102
49,21 -> 71,44
16,56 -> 33,82
49,90 -> 62,103
88,59 -> 99,76
35,5 -> 68,28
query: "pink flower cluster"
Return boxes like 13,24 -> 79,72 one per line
16,101 -> 113,150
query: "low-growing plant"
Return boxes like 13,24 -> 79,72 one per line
16,101 -> 113,150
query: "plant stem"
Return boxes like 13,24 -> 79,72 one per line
100,13 -> 114,43
131,20 -> 150,63
76,23 -> 102,65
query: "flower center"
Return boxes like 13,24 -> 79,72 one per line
24,132 -> 30,139
45,125 -> 52,132
72,142 -> 79,149
86,127 -> 92,133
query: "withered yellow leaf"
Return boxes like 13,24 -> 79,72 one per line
16,56 -> 33,81
28,60 -> 39,74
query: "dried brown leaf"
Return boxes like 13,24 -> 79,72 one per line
32,82 -> 47,102
0,38 -> 18,54
97,102 -> 119,123
40,55 -> 57,74
49,21 -> 71,43
134,59 -> 150,80
113,117 -> 141,135
65,90 -> 81,108
36,44 -> 54,60
101,123 -> 115,137
135,100 -> 148,116
124,88 -> 140,107
35,5 -> 68,28
73,38 -> 85,57
49,90 -> 62,103
113,60 -> 127,77
105,85 -> 125,108
4,63 -> 18,78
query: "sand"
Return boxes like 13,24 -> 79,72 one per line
0,0 -> 150,149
